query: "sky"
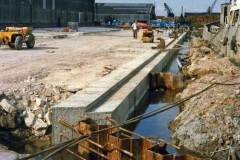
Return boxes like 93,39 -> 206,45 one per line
95,0 -> 229,16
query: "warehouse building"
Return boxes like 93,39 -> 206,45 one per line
0,0 -> 95,27
95,3 -> 155,24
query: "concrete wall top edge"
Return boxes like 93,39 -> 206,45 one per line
52,49 -> 160,110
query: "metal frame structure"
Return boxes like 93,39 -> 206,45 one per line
57,118 -> 203,160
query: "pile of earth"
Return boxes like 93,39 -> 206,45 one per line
171,38 -> 240,159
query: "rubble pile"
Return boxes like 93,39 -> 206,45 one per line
171,38 -> 240,159
0,77 -> 75,137
183,38 -> 239,78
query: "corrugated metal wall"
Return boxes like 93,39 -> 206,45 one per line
95,3 -> 155,24
96,14 -> 151,23
0,0 -> 94,27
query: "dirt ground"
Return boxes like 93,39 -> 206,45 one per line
0,30 -> 154,92
171,38 -> 240,159
0,29 -> 161,143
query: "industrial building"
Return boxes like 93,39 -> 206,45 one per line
95,3 -> 156,24
0,0 -> 95,27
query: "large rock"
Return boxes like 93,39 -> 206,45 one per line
0,151 -> 18,160
0,145 -> 18,160
0,111 -> 17,129
0,99 -> 17,113
32,118 -> 48,136
24,110 -> 35,127
35,97 -> 44,107
21,96 -> 30,107
44,110 -> 52,126
32,118 -> 47,130
0,144 -> 33,160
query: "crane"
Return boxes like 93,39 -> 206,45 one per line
164,3 -> 175,17
207,0 -> 219,15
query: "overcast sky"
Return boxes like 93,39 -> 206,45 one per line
95,0 -> 229,16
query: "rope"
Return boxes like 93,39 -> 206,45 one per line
195,75 -> 240,87
198,81 -> 240,86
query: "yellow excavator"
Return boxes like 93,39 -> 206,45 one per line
0,27 -> 35,50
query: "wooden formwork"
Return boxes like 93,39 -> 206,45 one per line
58,120 -> 204,160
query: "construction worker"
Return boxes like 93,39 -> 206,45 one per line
132,21 -> 138,39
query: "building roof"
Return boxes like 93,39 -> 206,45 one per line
96,3 -> 154,15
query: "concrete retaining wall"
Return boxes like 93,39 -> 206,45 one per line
52,50 -> 161,144
51,33 -> 187,144
87,33 -> 186,125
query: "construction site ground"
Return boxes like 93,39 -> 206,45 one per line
0,28 -> 178,159
0,29 -> 156,92
171,38 -> 240,160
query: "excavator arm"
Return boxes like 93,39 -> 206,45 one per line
164,3 -> 175,17
208,0 -> 219,14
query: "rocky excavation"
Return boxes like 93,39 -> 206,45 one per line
0,78 -> 76,138
171,38 -> 240,159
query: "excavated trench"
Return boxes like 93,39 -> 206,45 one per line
128,41 -> 189,155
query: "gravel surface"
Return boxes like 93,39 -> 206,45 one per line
0,30 -> 154,92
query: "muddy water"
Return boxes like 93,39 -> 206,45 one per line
128,41 -> 189,154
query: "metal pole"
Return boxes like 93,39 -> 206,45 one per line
65,149 -> 87,160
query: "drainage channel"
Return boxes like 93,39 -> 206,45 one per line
127,40 -> 189,154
